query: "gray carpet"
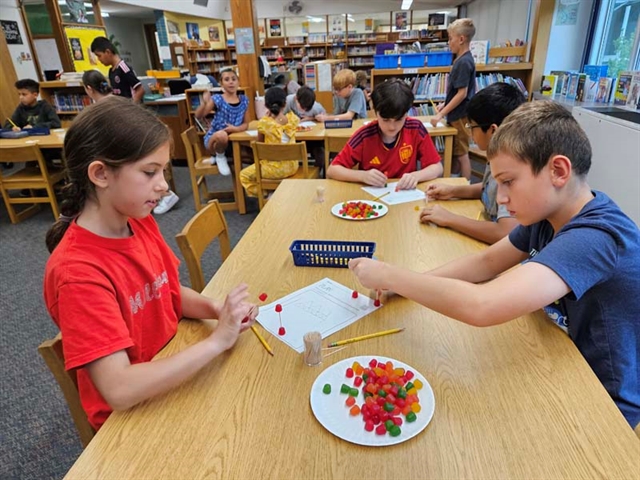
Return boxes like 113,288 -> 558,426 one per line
0,165 -> 258,480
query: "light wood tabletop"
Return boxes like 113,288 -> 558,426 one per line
229,116 -> 459,214
65,178 -> 640,480
0,130 -> 65,149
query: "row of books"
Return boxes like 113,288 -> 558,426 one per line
403,72 -> 528,101
540,68 -> 640,108
52,92 -> 91,112
194,53 -> 226,61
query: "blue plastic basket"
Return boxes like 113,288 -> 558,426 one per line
289,240 -> 376,268
0,129 -> 29,139
374,54 -> 399,69
400,53 -> 426,68
426,52 -> 453,67
27,127 -> 51,136
324,120 -> 353,129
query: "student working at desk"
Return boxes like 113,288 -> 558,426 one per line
43,97 -> 258,431
4,78 -> 61,132
350,101 -> 640,429
327,80 -> 443,189
316,69 -> 367,121
421,82 -> 523,244
195,68 -> 250,176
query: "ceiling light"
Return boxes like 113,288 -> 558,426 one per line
401,0 -> 413,10
102,12 -> 109,17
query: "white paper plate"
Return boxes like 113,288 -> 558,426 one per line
310,355 -> 435,446
331,200 -> 388,221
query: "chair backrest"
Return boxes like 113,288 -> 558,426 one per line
324,135 -> 350,172
181,127 -> 204,170
0,144 -> 49,174
175,200 -> 231,292
252,141 -> 309,178
38,334 -> 96,448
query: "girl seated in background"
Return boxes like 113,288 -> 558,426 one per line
240,87 -> 300,197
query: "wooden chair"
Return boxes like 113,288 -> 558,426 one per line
0,145 -> 66,224
323,135 -> 350,176
469,146 -> 488,182
175,200 -> 231,292
251,141 -> 320,210
181,127 -> 236,212
38,334 -> 96,448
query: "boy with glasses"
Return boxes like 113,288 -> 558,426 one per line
421,82 -> 524,244
316,69 -> 367,121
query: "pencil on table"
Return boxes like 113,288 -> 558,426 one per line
371,191 -> 390,202
476,211 -> 483,221
251,325 -> 274,356
327,328 -> 405,348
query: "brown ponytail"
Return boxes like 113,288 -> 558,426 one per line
46,96 -> 171,252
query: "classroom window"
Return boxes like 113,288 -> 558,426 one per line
588,0 -> 640,77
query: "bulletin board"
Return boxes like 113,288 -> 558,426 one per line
63,25 -> 109,74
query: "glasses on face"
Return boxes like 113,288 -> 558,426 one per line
465,122 -> 489,130
334,85 -> 348,94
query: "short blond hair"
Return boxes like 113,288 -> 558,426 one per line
333,69 -> 356,90
448,18 -> 476,42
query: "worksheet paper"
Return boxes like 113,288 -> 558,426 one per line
256,278 -> 380,353
300,121 -> 316,128
423,121 -> 445,129
361,183 -> 426,205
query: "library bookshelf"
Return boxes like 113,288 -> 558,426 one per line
39,80 -> 90,127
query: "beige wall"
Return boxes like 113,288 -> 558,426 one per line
164,12 -> 226,49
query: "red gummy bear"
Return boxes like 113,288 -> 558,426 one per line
374,299 -> 381,307
352,290 -> 358,299
275,304 -> 282,313
278,326 -> 286,335
259,293 -> 268,302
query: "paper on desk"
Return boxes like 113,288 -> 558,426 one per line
362,182 -> 426,205
246,130 -> 258,137
423,121 -> 445,129
256,278 -> 380,353
300,121 -> 316,128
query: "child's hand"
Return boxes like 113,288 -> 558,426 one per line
11,126 -> 20,132
429,116 -> 442,128
426,183 -> 454,200
210,284 -> 250,351
315,113 -> 329,122
362,169 -> 387,187
203,91 -> 212,103
24,124 -> 33,129
419,205 -> 456,227
396,172 -> 419,190
349,258 -> 392,291
435,103 -> 444,112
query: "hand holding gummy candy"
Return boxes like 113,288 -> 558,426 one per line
211,284 -> 255,350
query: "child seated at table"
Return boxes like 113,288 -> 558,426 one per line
4,79 -> 61,131
327,80 -> 443,190
240,87 -> 300,197
316,69 -> 367,121
284,86 -> 326,121
420,83 -> 523,244
44,96 -> 258,431
349,100 -> 640,429
195,67 -> 249,176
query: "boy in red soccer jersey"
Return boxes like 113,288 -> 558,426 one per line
327,80 -> 442,190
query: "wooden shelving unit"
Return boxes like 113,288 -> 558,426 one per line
39,80 -> 90,127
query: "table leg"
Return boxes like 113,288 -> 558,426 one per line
443,135 -> 453,177
232,140 -> 246,214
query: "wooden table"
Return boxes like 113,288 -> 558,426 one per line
229,117 -> 458,214
65,178 -> 639,479
0,131 -> 65,149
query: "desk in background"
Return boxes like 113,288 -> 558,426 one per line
144,95 -> 190,161
65,179 -> 639,479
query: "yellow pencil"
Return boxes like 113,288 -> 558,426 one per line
7,118 -> 18,129
428,98 -> 438,112
251,325 -> 274,356
476,211 -> 483,221
371,191 -> 390,202
327,328 -> 405,348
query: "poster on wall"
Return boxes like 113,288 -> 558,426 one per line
64,25 -> 109,75
555,0 -> 579,26
208,26 -> 220,42
0,20 -> 23,44
235,27 -> 255,54
65,0 -> 90,23
186,22 -> 200,40
302,21 -> 309,35
330,15 -> 344,33
394,12 -> 408,31
167,20 -> 179,34
269,19 -> 281,36
364,18 -> 373,32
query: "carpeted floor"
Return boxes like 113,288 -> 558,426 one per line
0,165 -> 258,480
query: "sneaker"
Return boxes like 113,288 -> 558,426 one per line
215,154 -> 231,176
203,156 -> 216,165
153,190 -> 179,214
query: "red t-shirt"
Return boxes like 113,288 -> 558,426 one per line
331,118 -> 441,178
43,215 -> 182,430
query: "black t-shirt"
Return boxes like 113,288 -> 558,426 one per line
445,51 -> 476,122
109,60 -> 141,98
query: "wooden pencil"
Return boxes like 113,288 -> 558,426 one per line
251,325 -> 274,356
327,328 -> 405,348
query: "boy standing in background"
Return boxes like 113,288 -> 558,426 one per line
430,18 -> 476,180
91,37 -> 143,104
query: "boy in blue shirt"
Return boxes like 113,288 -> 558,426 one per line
350,101 -> 640,429
430,18 -> 476,180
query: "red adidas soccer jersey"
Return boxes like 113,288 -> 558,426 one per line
331,118 -> 441,178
